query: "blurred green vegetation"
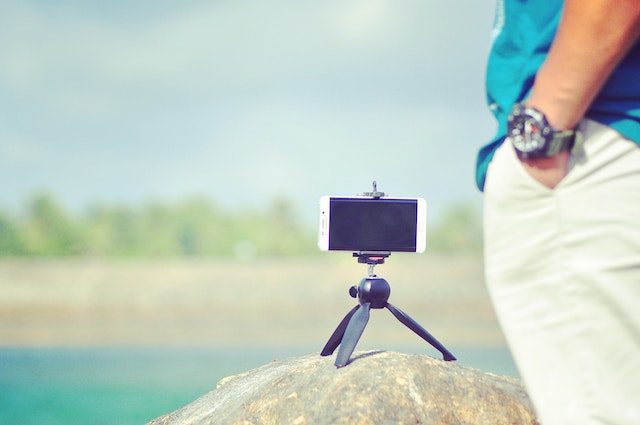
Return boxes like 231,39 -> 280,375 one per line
0,193 -> 482,258
428,202 -> 483,254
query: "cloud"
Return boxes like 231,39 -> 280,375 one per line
0,0 -> 495,219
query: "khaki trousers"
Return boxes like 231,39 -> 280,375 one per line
483,119 -> 640,424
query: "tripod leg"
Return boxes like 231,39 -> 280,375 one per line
321,305 -> 360,357
386,303 -> 457,361
335,303 -> 371,368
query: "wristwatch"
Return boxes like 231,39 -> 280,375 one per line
507,103 -> 577,159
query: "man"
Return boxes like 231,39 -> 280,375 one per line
476,1 -> 640,424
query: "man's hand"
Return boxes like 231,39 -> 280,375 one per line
518,151 -> 570,189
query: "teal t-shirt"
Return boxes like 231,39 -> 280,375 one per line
476,0 -> 640,191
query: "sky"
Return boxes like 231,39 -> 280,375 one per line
0,0 -> 497,225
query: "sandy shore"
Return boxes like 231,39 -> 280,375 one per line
0,254 -> 506,349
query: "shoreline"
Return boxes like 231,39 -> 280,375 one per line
0,255 -> 506,349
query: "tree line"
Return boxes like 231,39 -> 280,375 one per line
0,193 -> 482,258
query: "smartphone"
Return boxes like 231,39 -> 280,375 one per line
317,196 -> 427,253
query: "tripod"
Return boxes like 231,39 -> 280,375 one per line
321,252 -> 457,367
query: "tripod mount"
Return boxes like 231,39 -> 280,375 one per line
321,251 -> 457,367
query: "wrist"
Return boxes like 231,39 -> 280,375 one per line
523,95 -> 580,131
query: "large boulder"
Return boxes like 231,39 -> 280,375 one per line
148,351 -> 538,425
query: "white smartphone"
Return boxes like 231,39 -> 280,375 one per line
317,196 -> 427,253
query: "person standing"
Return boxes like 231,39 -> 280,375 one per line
476,1 -> 640,424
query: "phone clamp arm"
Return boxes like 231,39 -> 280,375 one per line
360,180 -> 386,199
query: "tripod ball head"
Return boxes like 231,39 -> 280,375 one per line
356,275 -> 391,309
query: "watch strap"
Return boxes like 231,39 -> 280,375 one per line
545,129 -> 576,157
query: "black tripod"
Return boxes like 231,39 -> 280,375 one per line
321,252 -> 457,367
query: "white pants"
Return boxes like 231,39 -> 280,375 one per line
483,119 -> 640,425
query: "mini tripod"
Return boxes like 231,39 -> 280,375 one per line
321,252 -> 457,367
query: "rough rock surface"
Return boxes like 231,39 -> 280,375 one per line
148,351 -> 538,425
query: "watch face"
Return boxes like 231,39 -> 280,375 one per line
508,105 -> 552,156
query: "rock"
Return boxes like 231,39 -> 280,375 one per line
148,351 -> 538,425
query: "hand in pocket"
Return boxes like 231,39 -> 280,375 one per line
517,151 -> 570,189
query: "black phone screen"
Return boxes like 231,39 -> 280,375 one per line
328,197 -> 418,252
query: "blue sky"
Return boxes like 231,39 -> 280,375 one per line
0,0 -> 496,224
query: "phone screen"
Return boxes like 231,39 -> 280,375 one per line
325,197 -> 421,252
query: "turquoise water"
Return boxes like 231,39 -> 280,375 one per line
1,346 -> 517,425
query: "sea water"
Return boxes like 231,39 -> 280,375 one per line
0,346 -> 517,425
